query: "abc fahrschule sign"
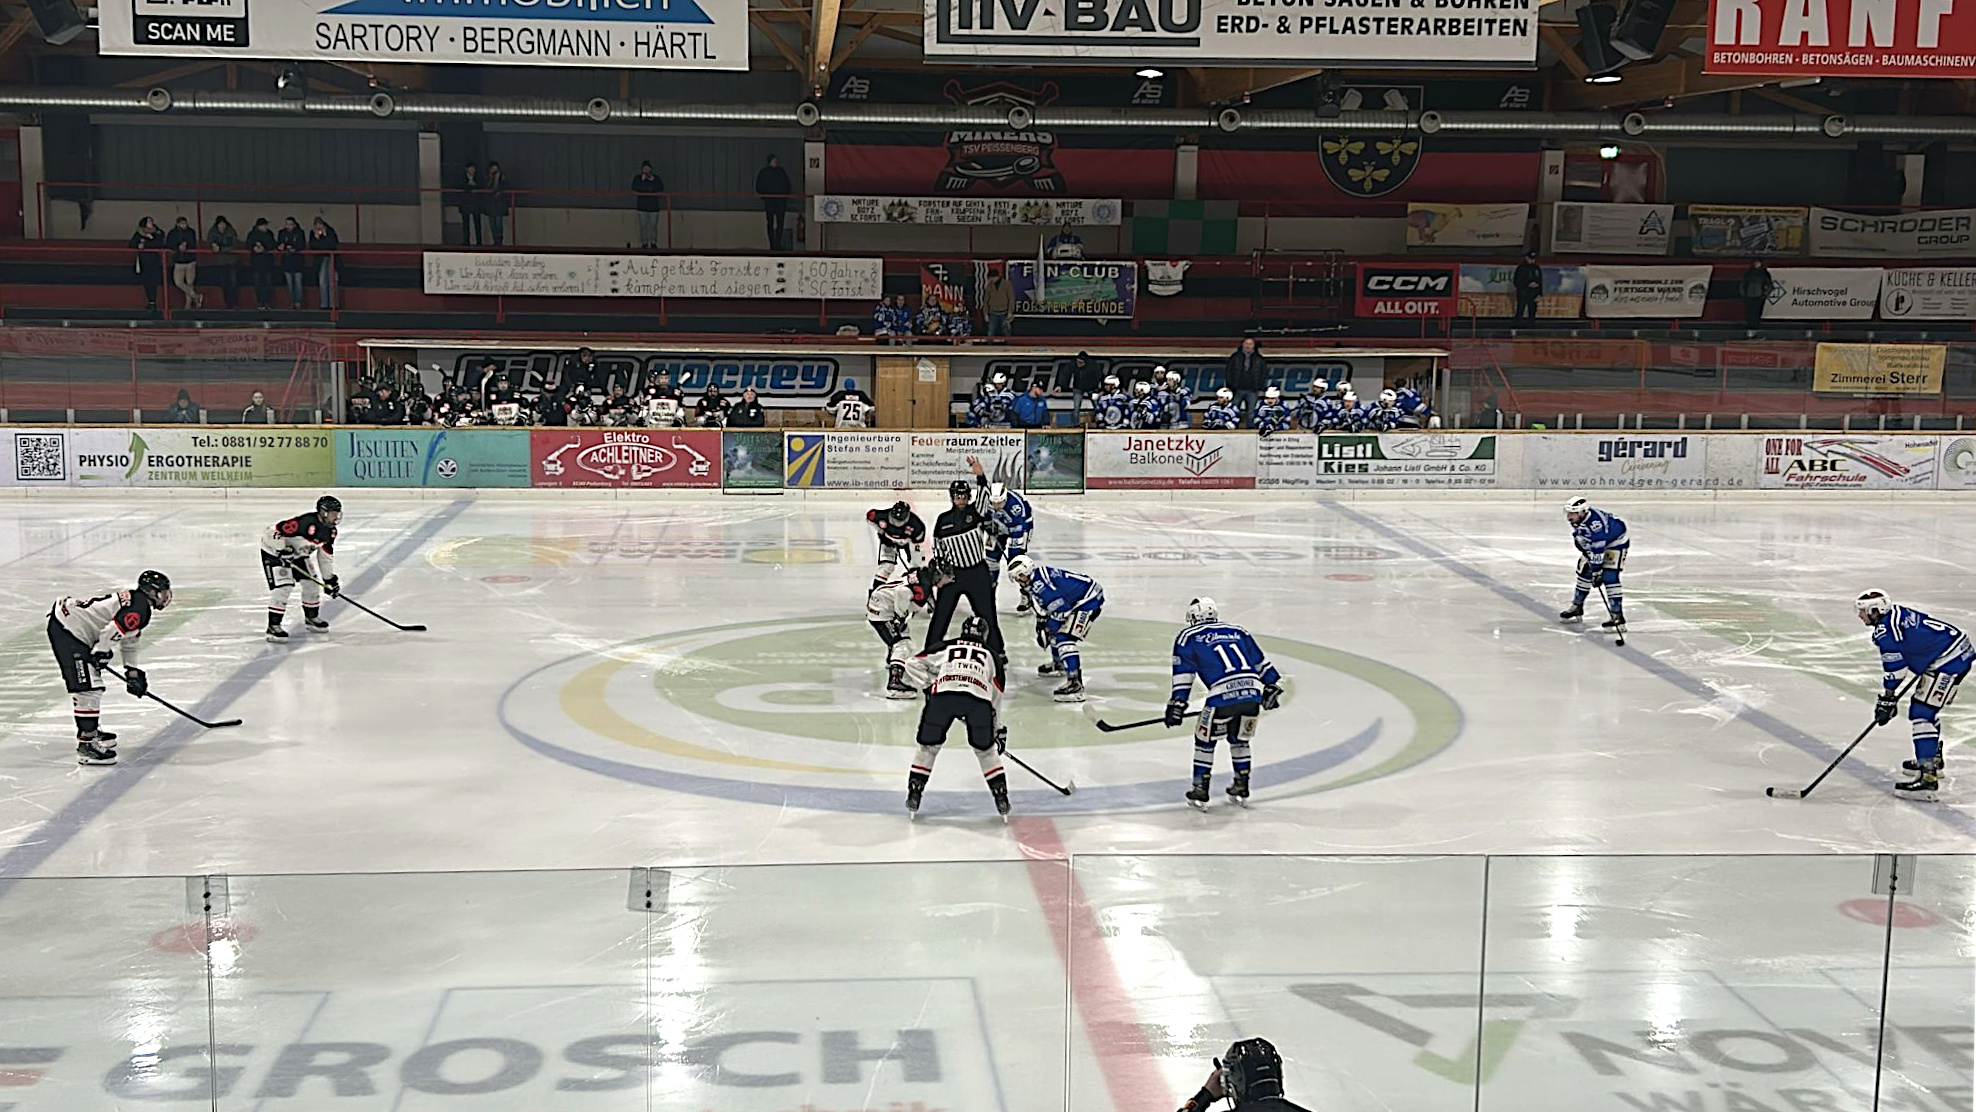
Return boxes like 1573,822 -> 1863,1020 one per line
1354,264 -> 1457,319
1705,0 -> 1976,78
923,0 -> 1537,66
100,0 -> 748,69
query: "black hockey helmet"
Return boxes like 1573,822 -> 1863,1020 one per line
317,495 -> 343,516
137,569 -> 173,609
887,500 -> 912,524
949,479 -> 972,502
1218,1039 -> 1284,1106
958,616 -> 989,642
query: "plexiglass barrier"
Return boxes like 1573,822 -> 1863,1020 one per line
0,855 -> 1967,1112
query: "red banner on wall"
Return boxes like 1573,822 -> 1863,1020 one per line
1706,0 -> 1976,77
530,429 -> 720,488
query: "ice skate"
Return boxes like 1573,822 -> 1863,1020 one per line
1896,761 -> 1941,800
886,664 -> 916,699
1037,661 -> 1060,676
1559,604 -> 1584,621
906,772 -> 927,818
1186,777 -> 1211,811
303,616 -> 330,633
1226,774 -> 1251,807
76,740 -> 118,766
989,778 -> 1011,821
75,728 -> 116,743
1052,674 -> 1085,703
265,623 -> 290,643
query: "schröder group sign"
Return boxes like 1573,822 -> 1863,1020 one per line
100,0 -> 748,69
923,0 -> 1537,66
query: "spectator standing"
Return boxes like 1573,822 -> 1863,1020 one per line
241,390 -> 276,424
206,216 -> 240,309
755,154 -> 791,251
728,386 -> 767,427
276,217 -> 307,307
1512,251 -> 1542,323
564,347 -> 602,396
308,217 -> 339,310
370,383 -> 406,426
1011,381 -> 1050,429
1223,337 -> 1267,427
1064,350 -> 1103,421
1046,222 -> 1084,260
458,162 -> 484,247
129,217 -> 166,312
166,388 -> 201,424
1740,260 -> 1774,328
165,216 -> 203,309
632,161 -> 665,249
245,218 -> 277,310
981,268 -> 1014,338
484,161 -> 510,246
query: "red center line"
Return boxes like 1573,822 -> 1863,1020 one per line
1012,815 -> 1171,1112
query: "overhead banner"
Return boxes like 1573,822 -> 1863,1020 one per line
423,253 -> 883,300
1354,264 -> 1457,319
1582,265 -> 1713,318
1456,264 -> 1586,318
1758,435 -> 1939,489
532,429 -> 721,488
1086,431 -> 1257,490
1004,260 -> 1136,319
1880,268 -> 1976,321
1812,343 -> 1946,395
1762,267 -> 1882,320
1808,208 -> 1976,258
813,196 -> 1121,226
1688,204 -> 1808,257
1705,0 -> 1976,78
1550,202 -> 1673,256
922,0 -> 1538,66
1405,203 -> 1529,248
99,0 -> 746,69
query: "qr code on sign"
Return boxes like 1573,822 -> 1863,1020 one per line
14,432 -> 66,481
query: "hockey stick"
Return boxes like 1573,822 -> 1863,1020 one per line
1096,709 -> 1201,732
1767,674 -> 1920,799
1594,581 -> 1626,647
1004,749 -> 1076,796
99,664 -> 243,729
295,569 -> 428,632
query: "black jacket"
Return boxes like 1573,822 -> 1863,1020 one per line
1223,347 -> 1267,392
1066,356 -> 1105,393
241,404 -> 276,424
632,172 -> 665,212
1512,261 -> 1542,296
246,227 -> 277,270
727,399 -> 767,427
276,227 -> 306,272
1740,266 -> 1775,299
458,173 -> 484,215
130,226 -> 165,273
756,165 -> 792,206
164,226 -> 199,265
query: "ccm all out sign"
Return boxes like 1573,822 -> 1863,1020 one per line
1706,0 -> 1976,78
1355,264 -> 1457,319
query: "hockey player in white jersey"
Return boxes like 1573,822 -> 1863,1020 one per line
261,495 -> 342,642
869,562 -> 948,698
901,616 -> 1011,818
46,569 -> 173,765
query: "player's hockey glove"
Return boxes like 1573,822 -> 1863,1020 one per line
1875,691 -> 1899,726
124,666 -> 147,698
324,575 -> 341,598
90,650 -> 115,669
1261,683 -> 1283,711
1035,619 -> 1050,650
1164,699 -> 1187,728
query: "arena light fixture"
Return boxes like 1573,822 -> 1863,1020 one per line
1136,67 -> 1163,79
1586,71 -> 1624,84
1598,143 -> 1622,159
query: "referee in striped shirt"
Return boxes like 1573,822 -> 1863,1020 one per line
923,476 -> 1006,658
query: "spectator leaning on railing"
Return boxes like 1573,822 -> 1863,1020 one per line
309,217 -> 340,310
756,154 -> 791,251
981,268 -> 1014,338
206,216 -> 239,309
1512,251 -> 1541,322
129,217 -> 165,312
277,217 -> 306,307
246,218 -> 277,310
165,216 -> 203,310
166,389 -> 200,424
632,161 -> 665,249
1223,337 -> 1267,428
242,390 -> 276,424
485,161 -> 510,246
458,162 -> 484,247
1740,259 -> 1774,329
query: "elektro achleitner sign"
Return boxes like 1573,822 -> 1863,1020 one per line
1706,0 -> 1976,78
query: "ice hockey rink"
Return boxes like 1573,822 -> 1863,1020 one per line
0,490 -> 1970,1112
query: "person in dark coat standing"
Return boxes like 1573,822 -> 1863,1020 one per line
458,162 -> 484,247
755,154 -> 792,251
484,161 -> 510,246
1740,260 -> 1775,328
1064,350 -> 1104,422
129,217 -> 165,312
308,217 -> 339,310
245,219 -> 278,310
1223,337 -> 1268,427
276,217 -> 307,307
632,161 -> 665,249
1512,251 -> 1543,322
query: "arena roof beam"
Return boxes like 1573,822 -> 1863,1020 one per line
0,7 -> 38,58
806,0 -> 843,92
1555,54 -> 1773,109
1184,67 -> 1323,107
750,10 -> 810,74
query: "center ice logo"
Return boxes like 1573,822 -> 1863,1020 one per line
496,615 -> 1460,814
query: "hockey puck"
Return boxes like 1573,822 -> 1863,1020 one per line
1765,787 -> 1776,797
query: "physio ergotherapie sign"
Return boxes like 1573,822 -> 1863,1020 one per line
101,0 -> 748,69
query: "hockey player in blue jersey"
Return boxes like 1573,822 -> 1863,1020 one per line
1094,375 -> 1131,430
968,373 -> 1017,428
1168,597 -> 1283,808
1201,388 -> 1241,430
1858,589 -> 1971,798
1293,382 -> 1327,432
1160,368 -> 1192,428
1366,390 -> 1404,432
1559,496 -> 1629,631
1393,384 -> 1432,428
1129,380 -> 1162,430
970,458 -> 1036,612
1253,387 -> 1293,437
1007,555 -> 1102,702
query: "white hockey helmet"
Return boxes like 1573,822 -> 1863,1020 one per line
1186,596 -> 1218,625
1264,386 -> 1281,401
1380,388 -> 1398,406
1312,379 -> 1329,396
1153,364 -> 1168,380
1165,368 -> 1182,385
1856,589 -> 1893,625
1134,380 -> 1153,395
987,482 -> 1009,509
990,372 -> 1008,388
1341,385 -> 1358,402
1006,554 -> 1038,585
1563,496 -> 1591,523
1103,374 -> 1121,390
1216,387 -> 1234,403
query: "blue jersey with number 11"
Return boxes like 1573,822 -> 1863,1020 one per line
1172,622 -> 1281,708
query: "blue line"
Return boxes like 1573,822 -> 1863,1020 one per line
0,500 -> 471,890
1320,501 -> 1976,841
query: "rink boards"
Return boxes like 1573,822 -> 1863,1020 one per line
3,427 -> 1976,493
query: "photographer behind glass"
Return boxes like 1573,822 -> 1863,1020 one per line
1177,1039 -> 1308,1112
